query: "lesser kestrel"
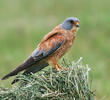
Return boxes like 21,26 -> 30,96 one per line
1,17 -> 80,84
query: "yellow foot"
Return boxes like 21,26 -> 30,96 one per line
55,64 -> 67,71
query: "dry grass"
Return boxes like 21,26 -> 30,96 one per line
0,58 -> 95,100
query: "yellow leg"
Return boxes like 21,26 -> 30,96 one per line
47,59 -> 67,71
54,64 -> 67,71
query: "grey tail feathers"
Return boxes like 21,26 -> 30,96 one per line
1,57 -> 36,80
11,63 -> 49,84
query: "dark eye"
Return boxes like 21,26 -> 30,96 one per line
70,20 -> 74,24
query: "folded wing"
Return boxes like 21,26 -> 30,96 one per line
1,32 -> 66,80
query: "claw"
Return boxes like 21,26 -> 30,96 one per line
54,64 -> 67,71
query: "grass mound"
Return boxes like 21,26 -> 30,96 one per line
0,58 -> 95,100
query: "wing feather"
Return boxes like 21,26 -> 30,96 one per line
1,32 -> 66,80
31,33 -> 66,61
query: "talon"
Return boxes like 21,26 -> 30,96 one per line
62,67 -> 67,71
55,64 -> 67,71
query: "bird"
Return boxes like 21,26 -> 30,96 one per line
1,17 -> 80,84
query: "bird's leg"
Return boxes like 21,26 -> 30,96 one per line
54,64 -> 67,71
48,59 -> 67,71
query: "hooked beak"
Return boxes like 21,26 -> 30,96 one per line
76,24 -> 80,27
75,22 -> 80,28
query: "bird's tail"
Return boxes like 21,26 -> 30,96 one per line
1,57 -> 35,80
11,63 -> 49,84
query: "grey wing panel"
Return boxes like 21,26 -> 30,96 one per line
31,40 -> 65,61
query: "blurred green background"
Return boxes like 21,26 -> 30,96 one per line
0,0 -> 110,99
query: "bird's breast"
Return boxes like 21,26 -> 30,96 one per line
58,35 -> 75,57
47,33 -> 76,61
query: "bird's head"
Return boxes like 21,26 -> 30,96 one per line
62,17 -> 80,32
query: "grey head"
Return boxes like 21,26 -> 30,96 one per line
62,17 -> 80,30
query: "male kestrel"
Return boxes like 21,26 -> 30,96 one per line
1,17 -> 80,84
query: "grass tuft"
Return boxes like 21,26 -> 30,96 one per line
0,58 -> 95,100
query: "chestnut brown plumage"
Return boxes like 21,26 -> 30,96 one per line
1,17 -> 80,84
